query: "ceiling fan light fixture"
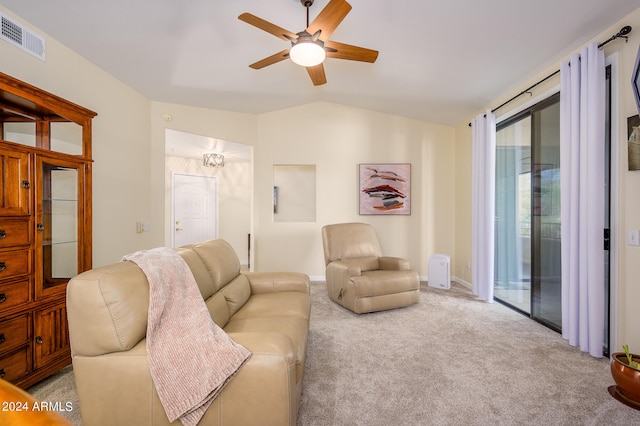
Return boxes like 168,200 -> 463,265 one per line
289,39 -> 325,67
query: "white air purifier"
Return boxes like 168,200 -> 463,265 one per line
428,254 -> 450,289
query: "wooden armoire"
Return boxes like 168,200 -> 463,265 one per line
0,72 -> 95,388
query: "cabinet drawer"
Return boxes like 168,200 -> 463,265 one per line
0,219 -> 30,249
0,315 -> 29,353
0,279 -> 30,312
0,347 -> 29,382
0,249 -> 31,280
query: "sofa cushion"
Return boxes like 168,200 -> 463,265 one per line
221,274 -> 252,317
192,239 -> 241,292
353,270 -> 420,296
204,292 -> 231,328
230,292 -> 310,321
175,247 -> 216,300
225,291 -> 311,383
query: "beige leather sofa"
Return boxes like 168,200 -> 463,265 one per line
66,239 -> 311,426
322,222 -> 420,314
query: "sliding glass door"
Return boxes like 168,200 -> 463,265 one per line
494,94 -> 562,331
493,65 -> 612,354
495,117 -> 532,314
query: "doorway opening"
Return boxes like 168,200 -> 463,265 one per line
164,129 -> 253,268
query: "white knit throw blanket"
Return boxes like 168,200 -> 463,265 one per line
123,247 -> 251,426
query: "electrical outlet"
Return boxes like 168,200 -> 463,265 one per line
628,230 -> 640,246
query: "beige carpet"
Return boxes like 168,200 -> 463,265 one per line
29,282 -> 639,425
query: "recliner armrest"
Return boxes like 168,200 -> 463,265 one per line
379,256 -> 411,271
326,260 -> 362,288
327,259 -> 362,275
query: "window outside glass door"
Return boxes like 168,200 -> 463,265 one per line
494,94 -> 562,331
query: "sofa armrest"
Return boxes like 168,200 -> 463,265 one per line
243,271 -> 310,295
379,256 -> 411,271
219,332 -> 299,425
72,332 -> 301,426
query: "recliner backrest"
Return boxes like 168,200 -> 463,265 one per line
322,223 -> 383,265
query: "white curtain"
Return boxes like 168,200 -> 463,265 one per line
471,110 -> 496,302
560,42 -> 605,358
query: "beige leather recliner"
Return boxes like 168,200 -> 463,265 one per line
321,222 -> 420,314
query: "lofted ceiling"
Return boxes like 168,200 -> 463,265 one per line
2,0 -> 640,126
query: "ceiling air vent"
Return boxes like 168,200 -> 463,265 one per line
0,13 -> 45,61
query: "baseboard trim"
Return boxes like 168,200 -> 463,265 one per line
453,276 -> 472,290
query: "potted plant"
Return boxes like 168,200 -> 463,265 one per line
610,345 -> 640,407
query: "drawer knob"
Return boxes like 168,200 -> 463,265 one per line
0,369 -> 5,378
0,262 -> 5,272
21,180 -> 30,189
36,336 -> 43,345
0,294 -> 5,303
0,334 -> 4,344
0,229 -> 5,239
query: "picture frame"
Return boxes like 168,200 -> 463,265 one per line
359,163 -> 411,215
628,115 -> 640,171
632,44 -> 640,116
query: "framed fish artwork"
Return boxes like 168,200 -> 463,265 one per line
359,163 -> 411,215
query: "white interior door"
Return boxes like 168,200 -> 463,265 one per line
172,173 -> 217,248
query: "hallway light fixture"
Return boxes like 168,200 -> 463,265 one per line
203,153 -> 224,167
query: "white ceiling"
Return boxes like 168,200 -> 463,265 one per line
3,0 -> 640,126
165,128 -> 252,162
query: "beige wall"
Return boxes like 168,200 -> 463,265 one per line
454,8 -> 640,352
454,122 -> 473,285
616,9 -> 640,354
164,156 -> 252,263
149,102 -> 258,267
0,6 -> 155,265
254,102 -> 456,278
152,101 -> 456,279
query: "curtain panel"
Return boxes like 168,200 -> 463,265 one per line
559,42 -> 605,358
471,110 -> 496,302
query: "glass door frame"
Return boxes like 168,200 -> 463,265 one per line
494,92 -> 563,332
34,152 -> 89,300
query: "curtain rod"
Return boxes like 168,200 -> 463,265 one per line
468,25 -> 632,127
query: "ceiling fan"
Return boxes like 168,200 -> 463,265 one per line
238,0 -> 379,86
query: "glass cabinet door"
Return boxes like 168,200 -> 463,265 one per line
36,156 -> 85,298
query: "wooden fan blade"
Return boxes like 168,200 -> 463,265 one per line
249,50 -> 290,69
325,40 -> 379,63
238,13 -> 297,41
306,64 -> 327,86
306,0 -> 352,42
